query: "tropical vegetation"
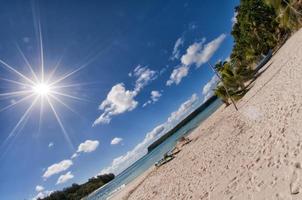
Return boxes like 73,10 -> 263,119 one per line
214,0 -> 302,105
38,173 -> 115,200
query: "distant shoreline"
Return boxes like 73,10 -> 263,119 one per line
147,95 -> 219,153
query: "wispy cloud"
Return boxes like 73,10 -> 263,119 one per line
43,160 -> 73,179
35,185 -> 44,192
231,11 -> 238,26
111,137 -> 123,145
166,65 -> 189,86
32,190 -> 53,200
202,75 -> 219,102
48,142 -> 54,148
100,93 -> 199,175
100,124 -> 165,175
167,94 -> 198,123
56,171 -> 74,185
170,37 -> 184,60
143,90 -> 162,107
132,65 -> 157,92
71,153 -> 78,159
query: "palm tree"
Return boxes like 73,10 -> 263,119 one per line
265,0 -> 302,31
215,84 -> 230,106
214,61 -> 227,72
214,60 -> 254,105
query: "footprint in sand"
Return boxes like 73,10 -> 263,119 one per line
290,162 -> 301,195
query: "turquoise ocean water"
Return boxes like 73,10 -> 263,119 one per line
87,98 -> 222,200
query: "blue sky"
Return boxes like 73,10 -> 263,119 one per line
0,0 -> 239,199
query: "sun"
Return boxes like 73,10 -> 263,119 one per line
0,54 -> 87,150
32,83 -> 51,97
0,39 -> 88,150
0,6 -> 93,153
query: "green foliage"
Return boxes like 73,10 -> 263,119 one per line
214,0 -> 302,105
214,85 -> 230,105
214,61 -> 253,104
231,0 -> 280,64
265,0 -> 302,31
38,173 -> 115,200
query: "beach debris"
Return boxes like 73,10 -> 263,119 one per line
155,153 -> 175,167
171,136 -> 192,155
176,136 -> 191,148
155,137 -> 192,167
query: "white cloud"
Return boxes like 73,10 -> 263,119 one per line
48,142 -> 54,148
101,124 -> 165,175
111,137 -> 123,145
32,192 -> 46,200
71,140 -> 100,159
43,160 -> 73,179
32,190 -> 53,200
166,65 -> 189,86
56,171 -> 74,185
71,153 -> 78,159
181,34 -> 226,67
231,11 -> 238,26
171,37 -> 184,60
94,65 -> 158,126
35,185 -> 44,192
132,65 -> 157,92
151,90 -> 161,102
202,75 -> 219,102
100,94 -> 199,175
167,94 -> 198,123
93,83 -> 138,125
166,34 -> 225,86
43,140 -> 98,181
77,140 -> 99,153
142,102 -> 150,107
143,90 -> 162,107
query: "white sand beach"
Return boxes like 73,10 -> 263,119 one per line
111,28 -> 302,200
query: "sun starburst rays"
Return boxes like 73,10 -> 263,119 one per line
0,48 -> 87,152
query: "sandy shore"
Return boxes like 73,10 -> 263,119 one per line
111,28 -> 302,200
